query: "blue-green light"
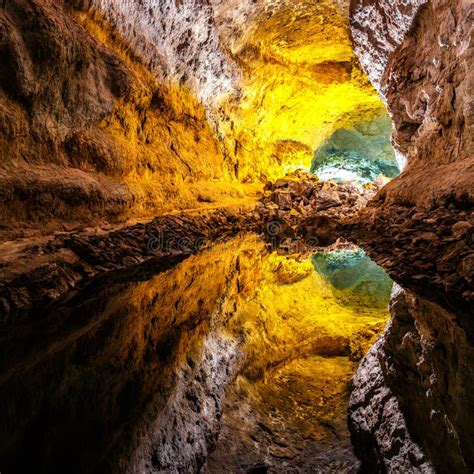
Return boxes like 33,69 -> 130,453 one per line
311,116 -> 400,183
312,248 -> 393,308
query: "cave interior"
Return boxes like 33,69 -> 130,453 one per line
0,0 -> 472,473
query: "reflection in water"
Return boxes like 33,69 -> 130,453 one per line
311,114 -> 400,184
0,234 -> 391,473
206,245 -> 390,472
312,247 -> 393,307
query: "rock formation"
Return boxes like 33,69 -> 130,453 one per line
348,0 -> 474,471
0,0 -> 392,239
351,0 -> 473,207
0,0 -> 244,237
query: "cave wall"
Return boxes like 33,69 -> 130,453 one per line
0,0 -> 246,239
1,0 -> 472,469
214,0 -> 390,181
351,0 -> 473,206
0,0 -> 391,240
349,0 -> 474,471
350,285 -> 474,473
73,0 -> 239,106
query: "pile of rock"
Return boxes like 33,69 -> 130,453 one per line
256,170 -> 379,252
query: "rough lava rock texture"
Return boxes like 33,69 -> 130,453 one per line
349,0 -> 474,471
74,0 -> 239,106
0,0 -> 473,472
351,0 -> 473,206
311,112 -> 400,183
350,283 -> 474,473
350,0 -> 429,93
0,0 -> 248,237
349,285 -> 435,473
0,0 -> 388,238
0,206 -> 261,322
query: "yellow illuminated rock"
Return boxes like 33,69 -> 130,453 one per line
74,11 -> 254,217
110,236 -> 388,388
230,252 -> 388,380
172,237 -> 390,470
216,0 -> 387,181
0,0 -> 391,233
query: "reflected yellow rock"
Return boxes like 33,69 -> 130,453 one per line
230,253 -> 388,381
106,235 -> 388,386
0,231 -> 390,470
201,238 -> 390,471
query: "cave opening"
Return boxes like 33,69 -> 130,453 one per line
310,113 -> 401,184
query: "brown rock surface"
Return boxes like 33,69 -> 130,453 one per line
0,206 -> 261,322
348,0 -> 474,471
351,0 -> 473,207
350,284 -> 474,473
0,0 -> 250,236
0,0 -> 386,238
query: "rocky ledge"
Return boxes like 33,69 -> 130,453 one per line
0,207 -> 260,322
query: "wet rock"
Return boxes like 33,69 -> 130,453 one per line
349,286 -> 435,473
347,1 -> 473,469
350,205 -> 473,310
0,207 -> 262,322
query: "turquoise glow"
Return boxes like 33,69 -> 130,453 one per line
311,116 -> 400,183
312,248 -> 393,308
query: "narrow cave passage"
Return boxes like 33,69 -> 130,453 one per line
311,111 -> 401,184
0,0 -> 472,473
